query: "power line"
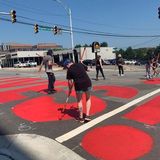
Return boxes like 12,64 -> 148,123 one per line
2,0 -> 160,32
1,17 -> 160,39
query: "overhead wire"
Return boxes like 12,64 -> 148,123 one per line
1,16 -> 160,39
1,0 -> 160,49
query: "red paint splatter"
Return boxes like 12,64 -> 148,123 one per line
81,125 -> 153,160
93,85 -> 138,99
12,93 -> 106,122
124,96 -> 160,125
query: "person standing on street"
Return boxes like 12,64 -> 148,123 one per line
152,53 -> 159,77
64,59 -> 92,123
38,49 -> 56,94
116,54 -> 125,76
145,52 -> 155,79
95,55 -> 105,80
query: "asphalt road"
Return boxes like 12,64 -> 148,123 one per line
0,65 -> 160,160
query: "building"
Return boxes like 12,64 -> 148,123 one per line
76,47 -> 116,60
0,43 -> 115,67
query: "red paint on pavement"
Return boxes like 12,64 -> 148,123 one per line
0,80 -> 67,103
0,90 -> 27,103
81,125 -> 153,160
0,83 -> 49,103
124,96 -> 160,125
0,78 -> 42,88
143,78 -> 160,85
93,85 -> 138,99
12,92 -> 106,122
0,77 -> 26,83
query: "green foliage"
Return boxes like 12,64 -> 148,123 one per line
100,42 -> 108,47
75,44 -> 81,48
74,42 -> 160,60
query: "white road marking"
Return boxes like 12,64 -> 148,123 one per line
55,88 -> 160,143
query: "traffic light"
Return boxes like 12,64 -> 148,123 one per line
34,24 -> 39,33
53,26 -> 58,35
10,10 -> 16,23
92,41 -> 100,53
158,7 -> 160,19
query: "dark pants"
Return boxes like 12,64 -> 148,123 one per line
118,65 -> 124,75
96,66 -> 105,79
46,72 -> 55,91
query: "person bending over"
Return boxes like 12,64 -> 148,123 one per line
64,59 -> 92,123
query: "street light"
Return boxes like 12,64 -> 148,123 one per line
53,0 -> 74,50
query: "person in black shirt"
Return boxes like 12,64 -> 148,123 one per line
64,59 -> 92,123
95,55 -> 105,80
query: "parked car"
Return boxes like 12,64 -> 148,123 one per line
108,59 -> 116,65
103,59 -> 111,65
25,61 -> 37,67
124,59 -> 136,65
82,59 -> 95,66
14,61 -> 37,68
134,61 -> 141,66
14,61 -> 27,68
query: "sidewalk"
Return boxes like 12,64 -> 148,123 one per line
0,134 -> 85,160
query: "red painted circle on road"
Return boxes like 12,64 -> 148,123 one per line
93,85 -> 138,99
81,125 -> 153,160
124,96 -> 160,125
12,93 -> 106,122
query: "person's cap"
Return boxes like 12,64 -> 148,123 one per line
118,54 -> 121,57
63,59 -> 71,67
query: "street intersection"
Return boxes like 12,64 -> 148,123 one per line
0,66 -> 160,160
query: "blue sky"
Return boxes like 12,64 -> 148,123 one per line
0,0 -> 160,49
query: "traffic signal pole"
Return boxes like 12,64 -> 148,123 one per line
0,12 -> 10,15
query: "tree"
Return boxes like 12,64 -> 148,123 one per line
124,47 -> 136,59
83,44 -> 89,47
100,42 -> 108,47
117,49 -> 125,58
75,44 -> 81,48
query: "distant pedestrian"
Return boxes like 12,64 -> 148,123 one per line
116,54 -> 125,76
38,49 -> 56,94
152,57 -> 159,77
146,53 -> 154,79
95,55 -> 105,80
64,59 -> 92,123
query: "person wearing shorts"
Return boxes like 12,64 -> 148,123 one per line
64,59 -> 92,123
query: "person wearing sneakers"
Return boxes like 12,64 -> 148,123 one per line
64,59 -> 92,123
116,54 -> 125,76
95,55 -> 105,80
38,49 -> 56,94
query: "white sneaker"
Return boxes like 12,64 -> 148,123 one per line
121,74 -> 124,76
